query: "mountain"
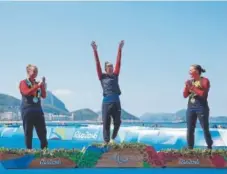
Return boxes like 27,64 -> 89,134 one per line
42,91 -> 69,115
140,112 -> 175,122
210,116 -> 227,123
42,104 -> 69,115
96,109 -> 139,120
1,92 -> 227,122
140,109 -> 227,123
175,109 -> 187,121
121,109 -> 139,120
71,108 -> 99,121
0,93 -> 21,112
0,92 -> 69,115
140,109 -> 188,122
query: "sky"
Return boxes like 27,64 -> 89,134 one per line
0,2 -> 227,117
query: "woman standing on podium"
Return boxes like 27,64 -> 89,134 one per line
183,64 -> 213,149
91,40 -> 124,145
19,64 -> 48,149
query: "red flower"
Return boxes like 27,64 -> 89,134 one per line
210,155 -> 226,168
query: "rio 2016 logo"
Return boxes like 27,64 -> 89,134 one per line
110,151 -> 145,164
40,158 -> 62,165
73,131 -> 98,139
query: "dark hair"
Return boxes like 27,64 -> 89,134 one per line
104,61 -> 113,68
104,61 -> 110,68
191,64 -> 206,75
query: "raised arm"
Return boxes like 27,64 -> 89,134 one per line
91,41 -> 102,80
114,40 -> 124,75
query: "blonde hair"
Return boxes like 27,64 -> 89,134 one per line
26,64 -> 38,73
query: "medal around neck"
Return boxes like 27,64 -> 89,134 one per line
190,98 -> 195,103
33,97 -> 39,103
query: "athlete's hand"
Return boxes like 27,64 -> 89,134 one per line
37,81 -> 43,87
185,80 -> 192,89
91,41 -> 97,51
42,77 -> 47,89
119,40 -> 124,50
42,77 -> 46,83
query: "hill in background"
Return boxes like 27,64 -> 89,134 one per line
1,93 -> 227,122
0,92 -> 69,115
0,93 -> 139,121
140,109 -> 227,123
42,91 -> 69,115
96,109 -> 139,121
71,108 -> 98,121
0,93 -> 21,112
140,109 -> 187,122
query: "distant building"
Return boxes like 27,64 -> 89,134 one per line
0,112 -> 14,121
46,114 -> 71,121
44,113 -> 53,121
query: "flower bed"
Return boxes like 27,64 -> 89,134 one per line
85,143 -> 227,168
90,143 -> 147,168
0,148 -> 82,169
0,143 -> 227,169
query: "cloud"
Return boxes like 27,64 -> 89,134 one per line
52,89 -> 73,96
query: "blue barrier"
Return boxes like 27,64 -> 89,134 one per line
0,126 -> 227,150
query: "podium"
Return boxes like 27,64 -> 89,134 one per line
0,143 -> 227,169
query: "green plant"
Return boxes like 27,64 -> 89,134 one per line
0,148 -> 81,158
0,148 -> 29,155
33,148 -> 81,159
160,148 -> 227,157
91,142 -> 147,150
77,150 -> 102,168
1,143 -> 227,160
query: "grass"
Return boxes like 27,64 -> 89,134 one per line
1,143 -> 227,157
91,142 -> 147,149
160,148 -> 227,157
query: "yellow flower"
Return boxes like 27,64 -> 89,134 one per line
193,81 -> 201,88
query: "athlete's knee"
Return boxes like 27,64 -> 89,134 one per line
103,121 -> 111,129
203,127 -> 211,135
115,119 -> 121,126
24,126 -> 33,136
187,123 -> 195,132
42,127 -> 47,135
113,116 -> 121,126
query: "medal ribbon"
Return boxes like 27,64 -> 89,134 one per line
25,79 -> 42,100
189,79 -> 202,103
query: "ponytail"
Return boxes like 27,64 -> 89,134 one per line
201,68 -> 206,73
191,64 -> 206,75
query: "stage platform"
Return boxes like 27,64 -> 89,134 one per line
1,126 -> 227,173
0,143 -> 227,171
